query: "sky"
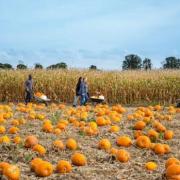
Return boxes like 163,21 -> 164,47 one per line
0,0 -> 180,69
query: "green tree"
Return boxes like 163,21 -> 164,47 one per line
0,63 -> 13,69
122,54 -> 142,70
47,62 -> 67,69
17,64 -> 27,69
89,65 -> 97,70
34,63 -> 43,69
143,58 -> 152,70
163,57 -> 180,69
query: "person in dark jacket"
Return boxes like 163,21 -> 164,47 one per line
73,77 -> 82,107
25,74 -> 33,105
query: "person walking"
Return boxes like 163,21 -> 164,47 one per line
25,74 -> 33,105
83,77 -> 89,105
73,77 -> 82,107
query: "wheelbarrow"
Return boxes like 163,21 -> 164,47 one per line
90,97 -> 105,105
176,99 -> 180,108
33,95 -> 51,106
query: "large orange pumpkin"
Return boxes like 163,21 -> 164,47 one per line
116,149 -> 130,163
98,139 -> 111,150
116,136 -> 132,147
66,138 -> 77,150
136,135 -> 151,149
3,164 -> 20,180
153,144 -> 165,155
25,135 -> 38,148
164,130 -> 174,140
134,121 -> 146,130
166,158 -> 180,169
56,160 -> 72,173
166,164 -> 180,180
34,161 -> 53,177
71,152 -> 87,166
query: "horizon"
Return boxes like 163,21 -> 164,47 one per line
0,0 -> 180,70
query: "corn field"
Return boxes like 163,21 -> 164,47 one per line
0,69 -> 179,104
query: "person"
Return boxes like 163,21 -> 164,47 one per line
83,77 -> 89,105
25,74 -> 33,105
73,77 -> 82,107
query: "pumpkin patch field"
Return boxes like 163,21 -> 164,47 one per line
0,103 -> 180,180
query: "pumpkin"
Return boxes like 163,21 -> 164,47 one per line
13,136 -> 22,144
166,164 -> 180,180
134,121 -> 146,130
3,164 -> 20,180
98,139 -> 111,150
109,148 -> 118,156
33,144 -> 46,155
25,135 -> 38,148
66,138 -> 77,150
164,130 -> 174,140
136,135 -> 151,149
147,129 -> 159,139
145,162 -> 157,171
116,136 -> 132,147
153,144 -> 165,155
0,135 -> 10,144
109,125 -> 120,133
166,158 -> 180,168
53,128 -> 61,135
154,122 -> 166,132
127,114 -> 134,120
11,120 -> 20,126
134,130 -> 143,139
42,123 -> 53,133
56,122 -> 66,130
53,140 -> 64,150
89,122 -> 97,130
34,161 -> 53,177
164,144 -> 171,154
116,149 -> 130,163
30,158 -> 43,171
0,162 -> 10,174
0,126 -> 6,134
96,117 -> 106,126
56,160 -> 72,173
71,152 -> 87,166
8,126 -> 19,134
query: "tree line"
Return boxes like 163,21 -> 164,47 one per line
0,55 -> 180,70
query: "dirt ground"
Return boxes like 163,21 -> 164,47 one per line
0,105 -> 179,180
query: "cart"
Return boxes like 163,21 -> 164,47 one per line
176,99 -> 180,108
90,97 -> 105,105
34,95 -> 51,106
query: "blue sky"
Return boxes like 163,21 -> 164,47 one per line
0,0 -> 180,69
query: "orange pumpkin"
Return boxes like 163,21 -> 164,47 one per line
166,158 -> 180,169
3,164 -> 20,180
96,117 -> 106,126
116,149 -> 130,163
33,144 -> 46,155
109,125 -> 120,133
53,140 -> 65,150
145,162 -> 157,171
147,129 -> 159,139
109,148 -> 118,156
136,135 -> 151,149
56,160 -> 72,173
98,139 -> 111,150
166,164 -> 180,180
13,136 -> 22,144
164,130 -> 174,140
153,144 -> 165,155
134,130 -> 143,139
25,135 -> 38,148
71,152 -> 87,166
0,126 -> 6,134
116,136 -> 132,147
42,123 -> 53,133
0,162 -> 10,174
30,158 -> 43,171
134,121 -> 146,130
34,161 -> 53,177
66,138 -> 77,150
8,126 -> 19,134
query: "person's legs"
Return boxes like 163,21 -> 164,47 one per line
80,95 -> 85,106
25,91 -> 30,105
73,95 -> 79,107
